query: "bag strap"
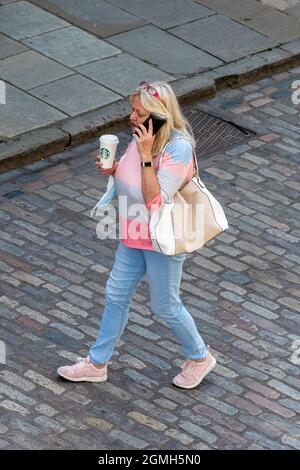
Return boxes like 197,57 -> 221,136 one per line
158,136 -> 200,178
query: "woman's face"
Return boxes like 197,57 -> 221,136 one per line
130,95 -> 151,134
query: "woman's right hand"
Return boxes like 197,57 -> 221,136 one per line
95,156 -> 118,176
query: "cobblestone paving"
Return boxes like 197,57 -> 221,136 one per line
0,67 -> 300,450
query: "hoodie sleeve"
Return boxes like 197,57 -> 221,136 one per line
145,138 -> 193,211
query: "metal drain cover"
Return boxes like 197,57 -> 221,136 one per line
184,108 -> 255,157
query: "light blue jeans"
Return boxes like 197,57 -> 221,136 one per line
89,242 -> 208,365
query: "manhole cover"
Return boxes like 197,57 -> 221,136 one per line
184,108 -> 255,157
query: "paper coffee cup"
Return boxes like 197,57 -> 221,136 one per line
99,134 -> 119,169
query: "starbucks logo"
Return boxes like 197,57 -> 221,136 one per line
100,148 -> 110,160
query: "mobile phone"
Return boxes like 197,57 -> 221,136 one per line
134,113 -> 167,135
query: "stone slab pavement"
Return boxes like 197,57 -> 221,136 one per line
1,0 -> 300,169
0,66 -> 300,450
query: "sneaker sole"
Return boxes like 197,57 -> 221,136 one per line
57,371 -> 107,383
172,357 -> 217,389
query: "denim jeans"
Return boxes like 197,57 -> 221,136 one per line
89,242 -> 208,365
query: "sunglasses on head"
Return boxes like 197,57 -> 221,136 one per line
139,81 -> 166,106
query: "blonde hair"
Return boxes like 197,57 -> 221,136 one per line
129,81 -> 196,157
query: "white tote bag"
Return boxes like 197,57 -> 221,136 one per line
149,137 -> 229,255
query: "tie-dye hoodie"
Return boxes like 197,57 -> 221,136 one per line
114,129 -> 194,251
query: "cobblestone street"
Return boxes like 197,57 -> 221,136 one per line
0,67 -> 300,450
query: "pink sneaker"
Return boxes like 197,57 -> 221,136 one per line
172,346 -> 217,389
57,356 -> 110,383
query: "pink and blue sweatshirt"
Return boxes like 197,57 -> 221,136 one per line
114,129 -> 194,251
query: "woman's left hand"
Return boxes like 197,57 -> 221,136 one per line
133,118 -> 155,161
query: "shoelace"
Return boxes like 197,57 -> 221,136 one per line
180,345 -> 212,368
180,348 -> 212,376
178,359 -> 206,380
180,359 -> 203,370
70,357 -> 90,374
76,356 -> 112,367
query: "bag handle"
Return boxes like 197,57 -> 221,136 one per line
159,136 -> 200,178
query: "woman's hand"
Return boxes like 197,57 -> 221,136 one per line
95,156 -> 118,176
133,118 -> 155,161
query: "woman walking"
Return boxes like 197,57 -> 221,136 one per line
57,81 -> 217,389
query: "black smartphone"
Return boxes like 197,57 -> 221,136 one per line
134,113 -> 167,135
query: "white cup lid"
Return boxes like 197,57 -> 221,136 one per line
99,134 -> 119,144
